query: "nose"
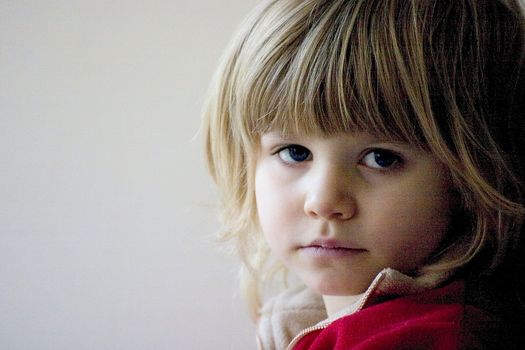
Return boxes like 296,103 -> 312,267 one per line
303,164 -> 357,221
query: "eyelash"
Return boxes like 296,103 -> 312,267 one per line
273,145 -> 404,171
273,145 -> 312,165
360,148 -> 404,171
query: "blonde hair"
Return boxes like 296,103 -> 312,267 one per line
203,0 -> 525,319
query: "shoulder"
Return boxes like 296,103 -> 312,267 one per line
294,281 -> 512,350
256,284 -> 326,350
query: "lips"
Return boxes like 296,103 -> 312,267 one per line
299,239 -> 366,259
304,239 -> 363,250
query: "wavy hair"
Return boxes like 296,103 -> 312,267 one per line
203,0 -> 525,319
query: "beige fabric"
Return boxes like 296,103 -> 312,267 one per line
256,268 -> 449,350
256,284 -> 326,350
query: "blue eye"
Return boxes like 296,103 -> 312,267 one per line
278,145 -> 311,164
362,149 -> 402,169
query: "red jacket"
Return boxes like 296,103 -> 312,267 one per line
292,281 -> 488,349
256,269 -> 515,349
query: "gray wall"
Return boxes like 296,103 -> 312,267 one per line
0,1 -> 258,348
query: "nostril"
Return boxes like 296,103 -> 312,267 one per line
303,167 -> 357,221
304,196 -> 356,221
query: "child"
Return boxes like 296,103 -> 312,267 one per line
203,0 -> 525,348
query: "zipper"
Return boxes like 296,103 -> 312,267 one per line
285,322 -> 330,350
285,272 -> 387,350
354,272 -> 386,312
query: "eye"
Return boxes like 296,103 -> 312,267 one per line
277,145 -> 312,164
361,149 -> 403,170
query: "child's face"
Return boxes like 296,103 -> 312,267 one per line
255,131 -> 455,296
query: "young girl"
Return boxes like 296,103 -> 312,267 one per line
203,0 -> 525,348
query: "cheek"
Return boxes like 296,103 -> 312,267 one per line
255,170 -> 283,228
254,166 -> 297,254
368,189 -> 453,270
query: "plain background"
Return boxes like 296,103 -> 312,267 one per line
0,0 -> 260,348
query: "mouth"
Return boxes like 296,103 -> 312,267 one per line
300,239 -> 366,258
304,239 -> 363,250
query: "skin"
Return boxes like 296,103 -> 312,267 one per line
254,131 -> 456,316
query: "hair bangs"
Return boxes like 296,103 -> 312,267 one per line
232,0 -> 429,147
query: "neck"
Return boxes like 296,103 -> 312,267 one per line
322,293 -> 365,318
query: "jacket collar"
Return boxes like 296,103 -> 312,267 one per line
256,268 -> 451,350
